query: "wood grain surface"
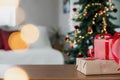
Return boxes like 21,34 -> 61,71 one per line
0,65 -> 120,80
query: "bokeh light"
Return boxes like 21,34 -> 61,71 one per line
8,32 -> 28,51
21,24 -> 40,44
16,7 -> 25,25
0,0 -> 20,7
4,67 -> 29,80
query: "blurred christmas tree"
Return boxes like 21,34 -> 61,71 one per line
64,0 -> 120,64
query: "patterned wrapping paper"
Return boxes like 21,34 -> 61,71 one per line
76,58 -> 120,75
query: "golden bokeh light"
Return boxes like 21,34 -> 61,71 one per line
21,24 -> 40,44
16,7 -> 25,25
4,67 -> 29,80
8,32 -> 28,51
0,0 -> 20,7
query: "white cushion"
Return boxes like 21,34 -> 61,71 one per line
0,48 -> 64,64
30,26 -> 51,48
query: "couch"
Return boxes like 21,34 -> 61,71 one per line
0,26 -> 64,65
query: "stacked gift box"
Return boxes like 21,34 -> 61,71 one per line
76,33 -> 120,75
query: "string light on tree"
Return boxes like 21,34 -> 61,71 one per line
84,3 -> 102,12
82,36 -> 84,38
79,16 -> 82,19
105,7 -> 109,11
102,17 -> 107,33
106,14 -> 109,16
74,31 -> 78,37
92,21 -> 95,24
99,9 -> 105,15
84,13 -> 88,16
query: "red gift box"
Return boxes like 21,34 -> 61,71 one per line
94,33 -> 120,62
94,34 -> 114,60
94,39 -> 113,60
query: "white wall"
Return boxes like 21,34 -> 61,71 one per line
20,0 -> 58,28
20,0 -> 120,35
20,0 -> 73,35
58,0 -> 70,35
69,0 -> 80,31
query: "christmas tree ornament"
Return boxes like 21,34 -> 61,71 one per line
113,8 -> 118,13
65,36 -> 69,42
88,27 -> 92,32
88,27 -> 93,34
66,52 -> 70,57
70,45 -> 73,48
73,8 -> 77,12
99,10 -> 104,15
74,25 -> 79,29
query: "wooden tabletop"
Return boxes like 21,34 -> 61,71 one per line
0,65 -> 120,80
